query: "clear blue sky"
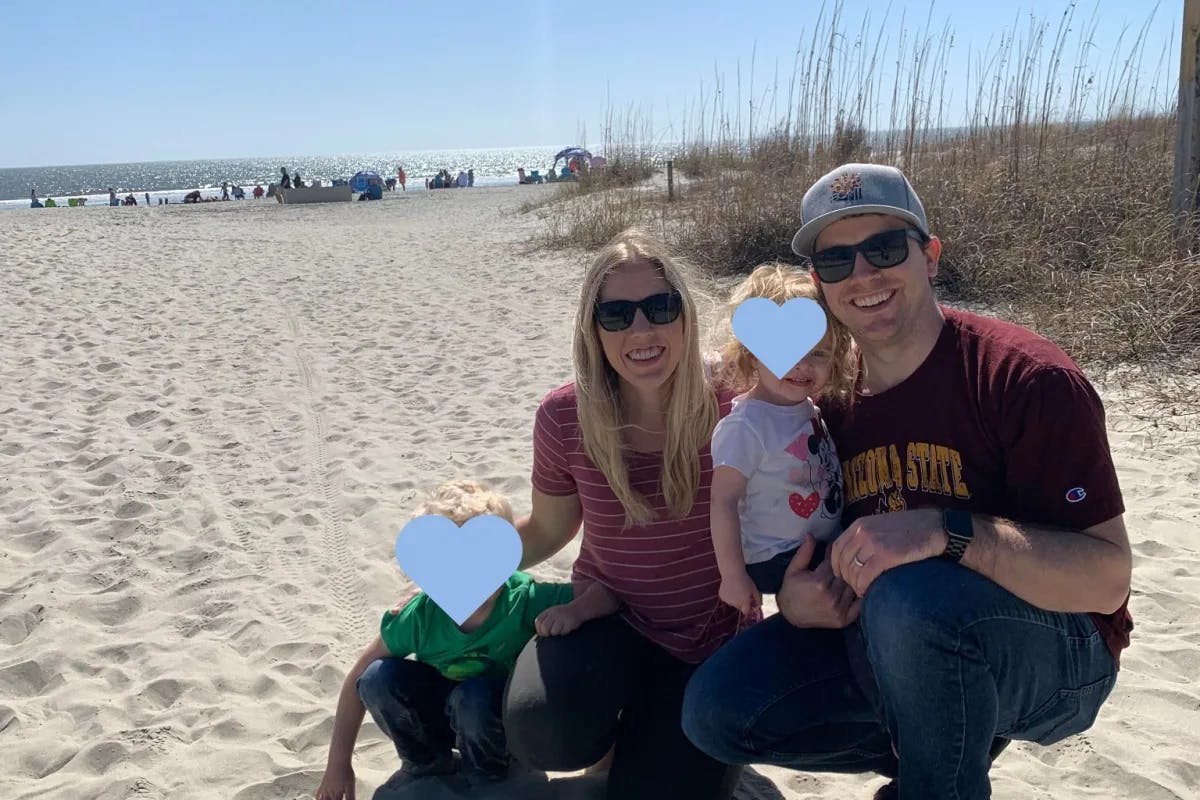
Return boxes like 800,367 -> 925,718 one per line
0,0 -> 1180,167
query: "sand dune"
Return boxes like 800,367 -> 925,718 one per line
1,188 -> 1197,799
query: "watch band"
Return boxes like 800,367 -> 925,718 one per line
942,509 -> 974,562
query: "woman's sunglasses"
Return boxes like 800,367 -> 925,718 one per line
810,228 -> 929,284
594,291 -> 683,332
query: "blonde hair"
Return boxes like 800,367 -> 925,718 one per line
574,227 -> 719,527
413,479 -> 514,525
716,263 -> 857,400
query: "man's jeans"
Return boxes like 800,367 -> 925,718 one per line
357,658 -> 509,777
681,559 -> 1119,799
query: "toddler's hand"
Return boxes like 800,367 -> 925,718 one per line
536,604 -> 583,637
719,572 -> 762,616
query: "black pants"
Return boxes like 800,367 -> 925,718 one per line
503,615 -> 742,800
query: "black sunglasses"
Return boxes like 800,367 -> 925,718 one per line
810,228 -> 929,284
594,291 -> 683,332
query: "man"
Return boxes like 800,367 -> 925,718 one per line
682,163 -> 1133,799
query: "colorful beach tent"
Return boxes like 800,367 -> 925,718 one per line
553,147 -> 592,167
350,171 -> 383,193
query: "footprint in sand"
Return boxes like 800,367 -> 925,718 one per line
0,659 -> 55,697
115,500 -> 151,519
0,605 -> 45,646
126,410 -> 160,427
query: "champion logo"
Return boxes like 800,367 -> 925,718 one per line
830,172 -> 863,202
1065,487 -> 1087,503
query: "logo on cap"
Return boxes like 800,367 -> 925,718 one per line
1065,487 -> 1087,503
830,172 -> 862,202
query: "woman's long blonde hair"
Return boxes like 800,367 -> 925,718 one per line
574,228 -> 718,527
716,262 -> 857,400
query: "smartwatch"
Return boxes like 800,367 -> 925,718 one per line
942,509 -> 974,562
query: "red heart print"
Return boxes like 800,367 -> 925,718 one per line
789,491 -> 820,518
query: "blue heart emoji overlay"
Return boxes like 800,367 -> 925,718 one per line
731,297 -> 828,380
394,514 -> 522,625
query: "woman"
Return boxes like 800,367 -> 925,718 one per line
503,228 -> 744,799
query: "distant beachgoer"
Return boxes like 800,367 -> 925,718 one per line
456,170 -> 468,188
280,168 -> 292,189
294,172 -> 306,189
44,197 -> 57,207
184,190 -> 202,204
468,168 -> 475,187
232,185 -> 245,199
397,166 -> 407,191
386,177 -> 396,191
145,192 -> 151,205
221,182 -> 230,201
30,190 -> 43,208
109,188 -> 119,206
253,184 -> 264,199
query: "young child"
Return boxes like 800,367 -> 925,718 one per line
710,264 -> 856,615
315,479 -> 619,799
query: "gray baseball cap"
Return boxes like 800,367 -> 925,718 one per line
790,163 -> 930,257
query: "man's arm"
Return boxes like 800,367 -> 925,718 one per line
830,509 -> 1132,614
960,513 -> 1131,614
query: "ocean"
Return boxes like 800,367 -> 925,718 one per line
0,146 -> 582,209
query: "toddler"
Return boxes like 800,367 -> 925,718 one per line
315,480 -> 619,799
710,264 -> 856,614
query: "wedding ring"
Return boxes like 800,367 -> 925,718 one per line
852,554 -> 867,568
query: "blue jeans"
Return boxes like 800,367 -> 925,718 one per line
357,658 -> 509,777
681,559 -> 1119,799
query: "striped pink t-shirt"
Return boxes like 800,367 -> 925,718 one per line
531,382 -> 744,664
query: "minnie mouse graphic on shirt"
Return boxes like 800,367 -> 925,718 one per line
783,411 -> 843,522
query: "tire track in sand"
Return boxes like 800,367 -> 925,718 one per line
284,311 -> 370,648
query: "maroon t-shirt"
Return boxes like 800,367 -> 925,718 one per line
823,308 -> 1132,662
531,382 -> 744,664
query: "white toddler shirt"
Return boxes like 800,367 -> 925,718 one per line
711,394 -> 844,564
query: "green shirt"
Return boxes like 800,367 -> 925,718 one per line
380,572 -> 573,681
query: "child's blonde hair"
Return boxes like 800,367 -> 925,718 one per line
413,479 -> 514,525
716,263 -> 857,399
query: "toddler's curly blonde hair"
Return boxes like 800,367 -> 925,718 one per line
412,479 -> 514,526
716,263 -> 857,399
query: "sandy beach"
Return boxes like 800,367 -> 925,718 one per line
1,187 -> 1197,800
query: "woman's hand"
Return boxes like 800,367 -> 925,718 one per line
718,570 -> 762,616
776,534 -> 861,629
315,762 -> 355,800
535,603 -> 584,637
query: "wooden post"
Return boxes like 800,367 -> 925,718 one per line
1172,0 -> 1200,221
667,160 -> 675,202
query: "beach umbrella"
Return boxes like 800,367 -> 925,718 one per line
553,147 -> 593,165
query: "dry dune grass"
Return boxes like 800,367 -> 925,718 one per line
524,2 -> 1199,371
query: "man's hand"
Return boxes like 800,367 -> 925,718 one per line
535,603 -> 584,637
776,534 -> 861,629
718,570 -> 762,616
315,762 -> 355,800
830,508 -> 947,597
